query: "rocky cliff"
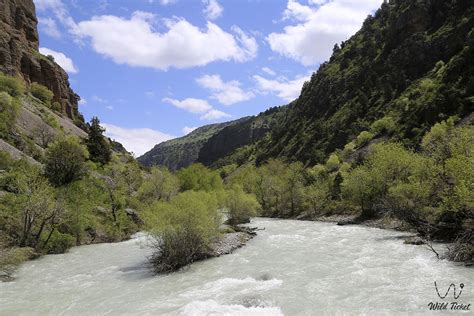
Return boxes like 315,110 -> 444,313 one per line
0,0 -> 82,122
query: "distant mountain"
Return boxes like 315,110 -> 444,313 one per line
138,106 -> 287,170
140,0 -> 474,170
138,120 -> 244,170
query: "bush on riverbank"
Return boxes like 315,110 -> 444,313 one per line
148,191 -> 221,273
223,186 -> 260,225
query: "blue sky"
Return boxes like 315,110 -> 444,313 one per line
34,0 -> 382,155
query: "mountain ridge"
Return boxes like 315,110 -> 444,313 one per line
139,0 -> 474,169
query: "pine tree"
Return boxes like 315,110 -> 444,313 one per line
86,117 -> 112,165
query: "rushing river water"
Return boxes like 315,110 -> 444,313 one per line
0,218 -> 473,315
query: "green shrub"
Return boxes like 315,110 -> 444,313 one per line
0,247 -> 35,277
44,136 -> 89,186
51,101 -> 62,112
177,163 -> 223,192
325,153 -> 341,172
370,116 -> 396,135
355,131 -> 374,147
30,82 -> 54,104
341,141 -> 356,159
0,91 -> 20,137
224,186 -> 260,225
0,73 -> 24,97
43,231 -> 75,254
149,191 -> 221,273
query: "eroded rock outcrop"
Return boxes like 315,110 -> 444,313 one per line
0,0 -> 82,122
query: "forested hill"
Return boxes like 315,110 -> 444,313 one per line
138,105 -> 287,170
140,0 -> 473,169
137,120 -> 245,170
253,0 -> 474,165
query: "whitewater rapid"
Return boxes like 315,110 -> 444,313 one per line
0,218 -> 472,315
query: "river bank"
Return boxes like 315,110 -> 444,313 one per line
294,212 -> 473,266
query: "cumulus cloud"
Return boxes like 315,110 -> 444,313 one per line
162,97 -> 212,113
261,67 -> 276,76
268,0 -> 382,65
38,17 -> 61,38
182,126 -> 197,135
73,12 -> 257,70
39,47 -> 78,74
203,0 -> 223,20
200,109 -> 231,121
102,123 -> 175,156
253,73 -> 310,102
196,74 -> 254,105
35,0 -> 77,30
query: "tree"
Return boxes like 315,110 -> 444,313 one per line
44,137 -> 88,186
139,166 -> 179,203
177,163 -> 222,192
2,162 -> 59,249
86,117 -> 112,165
224,186 -> 260,225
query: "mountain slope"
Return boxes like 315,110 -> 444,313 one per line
138,119 -> 247,170
253,0 -> 474,165
138,105 -> 287,170
140,0 -> 473,170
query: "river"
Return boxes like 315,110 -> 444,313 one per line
0,218 -> 472,315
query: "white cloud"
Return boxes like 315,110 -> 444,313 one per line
106,105 -> 114,110
74,12 -> 257,70
182,126 -> 197,135
196,74 -> 254,105
162,97 -> 212,114
261,67 -> 276,76
159,0 -> 176,5
268,0 -> 382,65
102,123 -> 175,156
38,17 -> 61,39
200,109 -> 231,121
35,0 -> 77,30
78,98 -> 87,105
39,47 -> 78,74
253,73 -> 310,102
203,0 -> 223,20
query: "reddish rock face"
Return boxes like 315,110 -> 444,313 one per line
0,0 -> 83,122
